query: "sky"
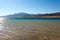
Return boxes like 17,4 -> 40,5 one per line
0,0 -> 60,16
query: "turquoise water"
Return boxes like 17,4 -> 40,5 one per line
8,18 -> 60,20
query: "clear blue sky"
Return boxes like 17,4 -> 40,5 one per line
0,0 -> 60,16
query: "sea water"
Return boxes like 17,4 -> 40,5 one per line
0,18 -> 60,40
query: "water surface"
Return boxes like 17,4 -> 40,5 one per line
0,18 -> 60,40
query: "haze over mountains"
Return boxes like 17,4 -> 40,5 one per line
3,12 -> 60,18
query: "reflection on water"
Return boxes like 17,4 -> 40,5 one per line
0,18 -> 60,40
0,18 -> 4,30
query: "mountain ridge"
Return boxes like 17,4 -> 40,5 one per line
3,12 -> 60,18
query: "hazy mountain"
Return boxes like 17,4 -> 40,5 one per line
6,12 -> 32,18
5,12 -> 60,18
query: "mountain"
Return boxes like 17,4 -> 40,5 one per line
5,12 -> 60,18
6,12 -> 32,18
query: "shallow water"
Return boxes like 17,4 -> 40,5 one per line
0,18 -> 60,40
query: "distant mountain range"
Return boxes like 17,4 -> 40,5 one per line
3,12 -> 60,18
